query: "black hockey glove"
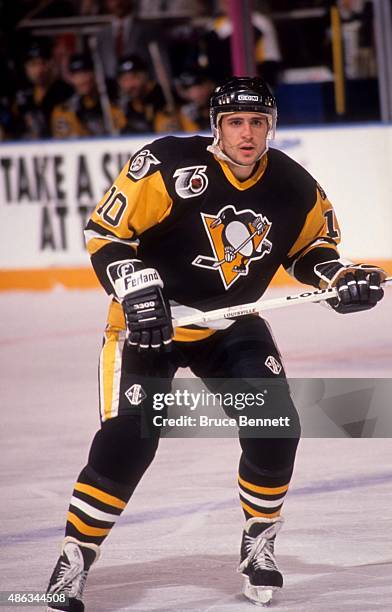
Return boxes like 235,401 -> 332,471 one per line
107,259 -> 173,351
314,261 -> 385,314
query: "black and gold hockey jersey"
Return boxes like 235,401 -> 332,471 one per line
85,135 -> 341,340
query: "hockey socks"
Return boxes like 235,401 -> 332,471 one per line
238,435 -> 298,519
65,465 -> 132,546
48,465 -> 134,609
238,451 -> 294,519
238,473 -> 289,519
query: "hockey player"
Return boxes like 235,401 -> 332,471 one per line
46,77 -> 385,609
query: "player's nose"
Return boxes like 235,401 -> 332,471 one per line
241,121 -> 253,139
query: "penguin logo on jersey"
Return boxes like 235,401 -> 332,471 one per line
173,165 -> 208,199
193,205 -> 273,289
127,149 -> 160,180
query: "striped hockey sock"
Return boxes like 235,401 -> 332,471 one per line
65,465 -> 132,546
238,470 -> 290,520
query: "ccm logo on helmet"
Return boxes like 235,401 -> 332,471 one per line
237,94 -> 259,101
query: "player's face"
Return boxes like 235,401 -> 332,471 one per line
181,82 -> 214,107
219,113 -> 269,167
25,58 -> 51,86
118,71 -> 147,98
70,71 -> 96,96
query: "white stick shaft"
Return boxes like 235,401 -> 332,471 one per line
173,276 -> 392,328
212,228 -> 258,267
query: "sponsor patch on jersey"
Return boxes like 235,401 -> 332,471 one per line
127,149 -> 160,180
125,384 -> 147,406
173,165 -> 208,198
265,356 -> 282,375
192,204 -> 273,290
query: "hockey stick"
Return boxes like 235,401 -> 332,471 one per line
173,276 -> 392,327
195,221 -> 272,269
88,36 -> 117,136
148,40 -> 182,131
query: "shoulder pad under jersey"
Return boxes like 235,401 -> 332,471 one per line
125,135 -> 213,182
268,147 -> 317,197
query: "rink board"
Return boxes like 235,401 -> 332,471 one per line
1,124 -> 392,290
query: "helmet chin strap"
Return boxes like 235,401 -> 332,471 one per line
207,141 -> 268,167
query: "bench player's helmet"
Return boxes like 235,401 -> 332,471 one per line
210,76 -> 277,144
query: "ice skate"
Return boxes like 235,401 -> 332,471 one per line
46,537 -> 100,611
238,516 -> 284,606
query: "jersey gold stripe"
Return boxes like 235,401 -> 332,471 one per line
240,501 -> 281,518
74,483 -> 126,509
295,241 -> 338,264
174,326 -> 217,342
67,512 -> 112,536
238,475 -> 289,496
216,155 -> 268,191
86,237 -> 113,256
84,228 -> 140,253
287,193 -> 341,260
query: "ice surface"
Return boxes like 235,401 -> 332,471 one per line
1,287 -> 391,611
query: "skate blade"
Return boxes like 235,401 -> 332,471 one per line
243,577 -> 278,606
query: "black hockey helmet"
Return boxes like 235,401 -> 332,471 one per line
210,76 -> 277,139
117,54 -> 148,75
69,53 -> 94,73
